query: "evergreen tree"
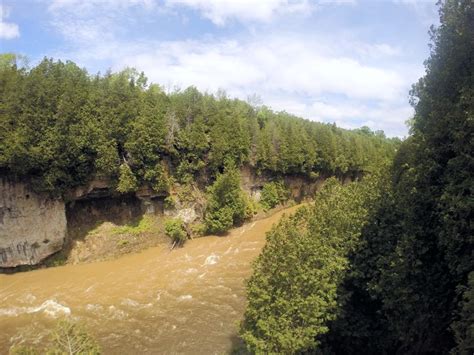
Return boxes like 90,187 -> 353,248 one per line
241,173 -> 385,353
205,163 -> 249,234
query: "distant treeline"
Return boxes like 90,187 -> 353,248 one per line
0,55 -> 398,195
241,1 -> 473,354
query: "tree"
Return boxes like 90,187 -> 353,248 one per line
205,163 -> 249,234
241,174 -> 385,353
260,181 -> 288,210
117,163 -> 138,193
0,57 -> 396,197
10,320 -> 101,355
321,2 -> 474,353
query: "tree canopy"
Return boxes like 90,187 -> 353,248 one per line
0,55 -> 397,196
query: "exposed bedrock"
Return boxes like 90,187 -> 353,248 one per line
0,177 -> 66,267
0,167 -> 360,268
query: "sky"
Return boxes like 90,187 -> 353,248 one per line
0,0 -> 440,137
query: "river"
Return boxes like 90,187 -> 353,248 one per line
0,204 -> 302,354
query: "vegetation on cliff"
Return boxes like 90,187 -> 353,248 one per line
241,0 -> 473,353
204,163 -> 254,234
241,173 -> 386,353
0,54 -> 397,198
0,50 -> 398,237
259,181 -> 289,210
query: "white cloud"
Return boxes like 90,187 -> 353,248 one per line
265,98 -> 413,137
0,5 -> 20,40
43,0 -> 418,137
46,0 -> 157,43
108,35 -> 406,102
165,0 -> 315,25
53,33 -> 414,136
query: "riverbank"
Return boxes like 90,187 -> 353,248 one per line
38,200 -> 302,269
0,203 -> 303,354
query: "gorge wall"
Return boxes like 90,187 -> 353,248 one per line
0,177 -> 67,267
0,167 -> 356,269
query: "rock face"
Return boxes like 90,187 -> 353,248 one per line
240,166 -> 268,201
240,166 -> 325,202
284,175 -> 325,201
0,178 -> 66,267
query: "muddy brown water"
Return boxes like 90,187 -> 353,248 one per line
0,204 -> 303,354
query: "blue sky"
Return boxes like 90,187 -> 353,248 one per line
1,0 -> 439,137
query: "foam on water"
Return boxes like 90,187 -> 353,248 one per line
85,304 -> 103,312
121,298 -> 140,307
0,300 -> 71,318
184,268 -> 198,274
39,300 -> 71,317
178,295 -> 193,301
108,305 -> 128,320
121,298 -> 152,309
204,253 -> 219,266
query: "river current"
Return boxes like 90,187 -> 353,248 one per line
0,205 -> 302,354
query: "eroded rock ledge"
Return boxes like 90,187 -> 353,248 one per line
0,177 -> 66,267
1,168 -> 359,268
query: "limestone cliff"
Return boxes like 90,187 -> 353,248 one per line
0,167 -> 356,269
0,178 -> 66,267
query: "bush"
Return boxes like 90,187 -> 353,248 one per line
205,206 -> 234,234
164,195 -> 176,209
10,320 -> 101,355
204,164 -> 250,234
190,222 -> 207,237
260,181 -> 288,210
244,194 -> 259,218
164,218 -> 187,245
47,320 -> 101,354
117,163 -> 138,193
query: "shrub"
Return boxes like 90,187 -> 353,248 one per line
260,181 -> 288,210
10,320 -> 101,355
190,222 -> 207,237
204,164 -> 250,234
164,218 -> 187,245
47,320 -> 101,354
117,163 -> 138,193
164,195 -> 176,209
205,206 -> 234,234
244,194 -> 259,218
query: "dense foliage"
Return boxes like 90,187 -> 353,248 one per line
0,55 -> 397,196
241,1 -> 473,353
204,164 -> 253,234
164,218 -> 187,245
259,181 -> 289,210
240,173 -> 387,353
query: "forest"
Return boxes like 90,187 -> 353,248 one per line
0,53 -> 397,198
0,49 -> 397,236
241,1 -> 473,354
